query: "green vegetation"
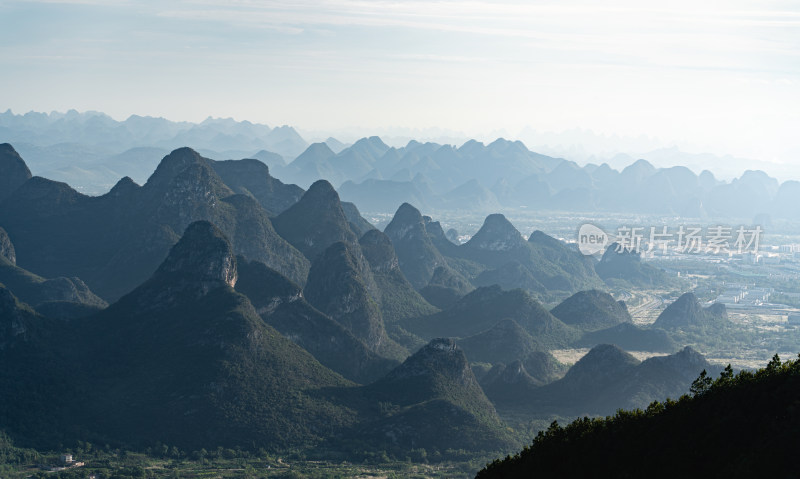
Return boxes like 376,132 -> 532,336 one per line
271,179 -> 360,262
477,354 -> 800,478
575,322 -> 676,352
550,289 -> 631,331
0,254 -> 107,315
0,147 -> 310,300
404,286 -> 578,349
357,338 -> 520,454
358,229 -> 439,325
0,223 -> 357,452
0,432 -> 494,479
383,203 -> 452,290
304,241 -> 407,360
771,292 -> 800,308
237,256 -> 400,384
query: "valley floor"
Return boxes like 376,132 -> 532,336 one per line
2,449 -> 494,479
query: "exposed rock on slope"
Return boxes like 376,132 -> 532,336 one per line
0,227 -> 16,264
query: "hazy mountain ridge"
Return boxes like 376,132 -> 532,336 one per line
0,109 -> 307,161
326,137 -> 799,219
5,110 -> 797,220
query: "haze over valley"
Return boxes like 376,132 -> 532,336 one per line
2,1 -> 800,477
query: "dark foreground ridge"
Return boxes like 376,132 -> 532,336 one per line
477,354 -> 800,478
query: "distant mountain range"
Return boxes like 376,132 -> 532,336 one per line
333,142 -> 800,220
3,109 -> 799,221
0,109 -> 307,193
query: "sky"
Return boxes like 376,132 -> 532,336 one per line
1,0 -> 799,168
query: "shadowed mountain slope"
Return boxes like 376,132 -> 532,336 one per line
0,147 -> 309,300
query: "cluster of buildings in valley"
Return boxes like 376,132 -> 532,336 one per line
40,454 -> 85,472
714,283 -> 773,308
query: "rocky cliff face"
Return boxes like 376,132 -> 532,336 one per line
235,256 -> 302,316
359,229 -> 400,273
0,227 -> 16,264
154,220 -> 238,295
